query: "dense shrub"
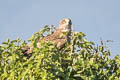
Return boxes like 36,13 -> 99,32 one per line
0,26 -> 120,80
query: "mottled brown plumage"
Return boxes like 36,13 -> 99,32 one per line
22,18 -> 72,56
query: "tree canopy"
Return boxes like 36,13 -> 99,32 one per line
0,26 -> 120,80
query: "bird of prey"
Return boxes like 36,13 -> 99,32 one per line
22,18 -> 72,56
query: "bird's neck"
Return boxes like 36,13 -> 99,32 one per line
53,28 -> 71,38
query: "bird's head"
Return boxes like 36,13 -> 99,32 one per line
58,18 -> 72,32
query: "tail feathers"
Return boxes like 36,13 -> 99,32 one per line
22,45 -> 33,57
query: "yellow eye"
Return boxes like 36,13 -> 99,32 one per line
62,20 -> 66,24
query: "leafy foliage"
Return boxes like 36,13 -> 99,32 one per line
0,26 -> 120,80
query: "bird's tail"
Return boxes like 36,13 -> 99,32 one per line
21,45 -> 33,57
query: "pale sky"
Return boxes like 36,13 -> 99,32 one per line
0,0 -> 120,58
